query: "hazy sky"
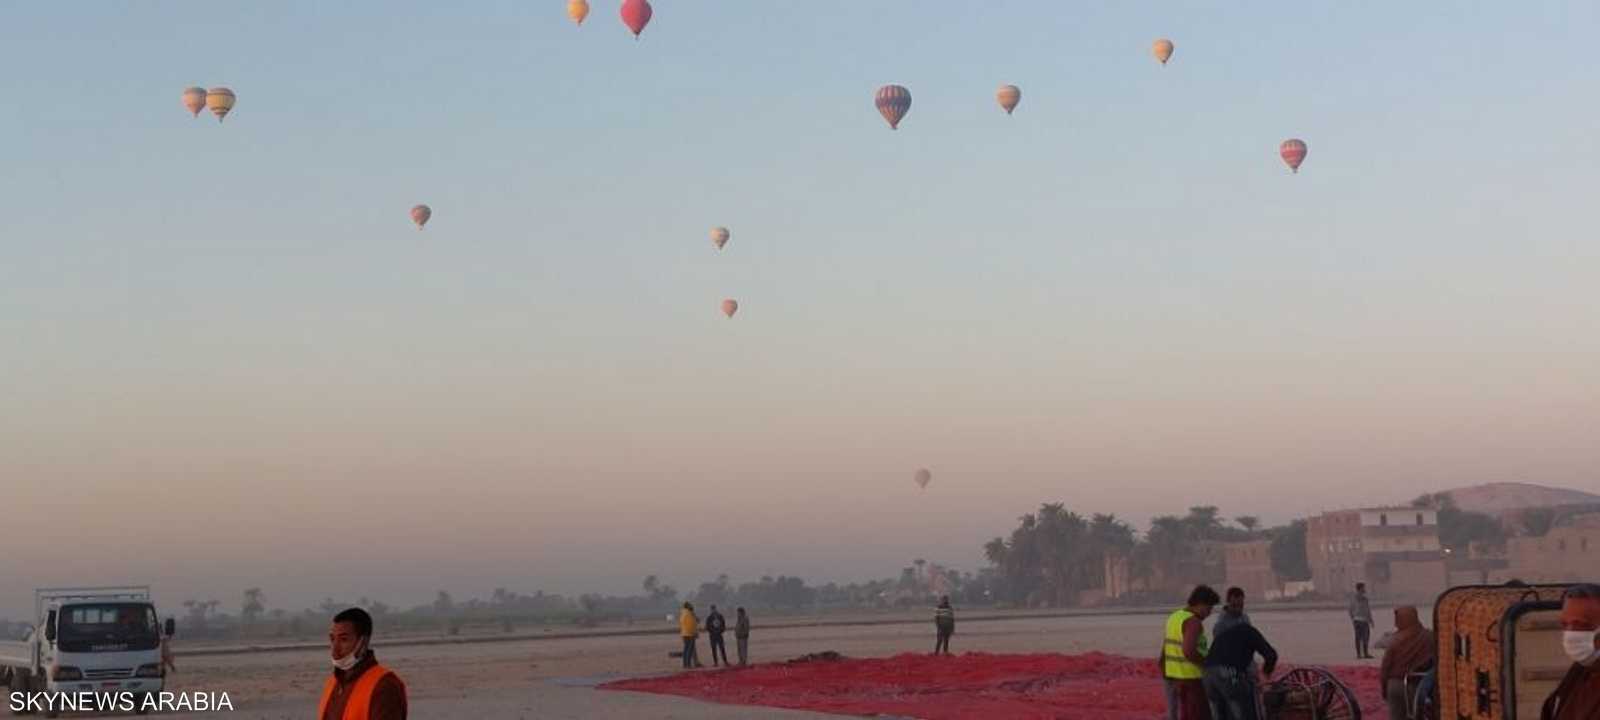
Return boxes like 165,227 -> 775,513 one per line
2,2 -> 1597,618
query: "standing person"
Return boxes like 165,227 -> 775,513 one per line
705,605 -> 729,667
1161,585 -> 1221,720
1202,603 -> 1278,720
678,602 -> 703,669
933,596 -> 955,655
1212,588 -> 1251,640
1541,584 -> 1600,720
1380,606 -> 1435,720
318,607 -> 407,720
734,607 -> 751,666
1349,583 -> 1374,659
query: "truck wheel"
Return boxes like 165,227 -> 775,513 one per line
8,671 -> 32,715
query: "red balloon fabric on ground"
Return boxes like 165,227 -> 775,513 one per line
603,652 -> 1384,719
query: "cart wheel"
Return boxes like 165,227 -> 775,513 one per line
1274,667 -> 1362,720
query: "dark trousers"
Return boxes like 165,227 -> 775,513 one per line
1203,666 -> 1260,720
736,636 -> 749,665
709,633 -> 729,666
1353,621 -> 1371,658
934,629 -> 952,654
681,637 -> 699,668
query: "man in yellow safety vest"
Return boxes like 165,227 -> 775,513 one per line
1160,585 -> 1221,720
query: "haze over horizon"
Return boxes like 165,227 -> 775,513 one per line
2,1 -> 1597,619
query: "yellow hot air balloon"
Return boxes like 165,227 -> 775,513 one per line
568,0 -> 590,25
206,87 -> 235,122
1152,38 -> 1175,65
182,87 -> 207,118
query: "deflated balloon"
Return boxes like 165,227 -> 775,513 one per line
568,0 -> 589,25
620,0 -> 652,38
1153,38 -> 1175,65
876,85 -> 911,130
206,87 -> 235,122
721,299 -> 738,318
182,87 -> 207,118
915,468 -> 932,489
411,204 -> 432,229
710,227 -> 730,250
996,85 -> 1021,115
1280,138 -> 1307,173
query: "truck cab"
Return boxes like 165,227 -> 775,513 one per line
2,587 -> 173,713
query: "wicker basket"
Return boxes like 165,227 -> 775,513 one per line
1433,584 -> 1569,720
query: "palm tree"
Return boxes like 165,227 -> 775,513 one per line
1234,516 -> 1261,534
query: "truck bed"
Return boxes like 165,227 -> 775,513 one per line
0,639 -> 34,669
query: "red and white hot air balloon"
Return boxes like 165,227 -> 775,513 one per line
996,85 -> 1021,115
410,204 -> 432,229
914,468 -> 932,490
182,87 -> 207,118
875,85 -> 911,130
620,0 -> 652,39
720,299 -> 738,318
1279,138 -> 1308,173
710,226 -> 730,250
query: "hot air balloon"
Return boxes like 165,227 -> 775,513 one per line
568,0 -> 590,25
205,87 -> 235,122
875,85 -> 911,130
620,0 -> 652,39
1152,38 -> 1175,65
914,468 -> 932,490
720,299 -> 738,318
996,85 -> 1021,115
710,227 -> 730,250
182,87 -> 207,118
1279,138 -> 1307,173
411,204 -> 432,229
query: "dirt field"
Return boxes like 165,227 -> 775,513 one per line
147,605 -> 1402,718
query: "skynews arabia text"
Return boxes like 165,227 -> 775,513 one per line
10,691 -> 234,713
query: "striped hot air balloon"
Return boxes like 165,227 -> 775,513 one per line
721,299 -> 738,318
875,85 -> 911,130
1280,138 -> 1308,173
620,0 -> 652,38
710,226 -> 730,250
205,87 -> 235,122
1153,38 -> 1175,65
411,204 -> 432,229
568,0 -> 590,25
182,87 -> 207,118
996,84 -> 1021,115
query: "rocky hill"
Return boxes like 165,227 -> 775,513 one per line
1441,482 -> 1600,514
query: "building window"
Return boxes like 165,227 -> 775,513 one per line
1380,514 -> 1389,527
1559,540 -> 1568,552
1584,538 -> 1590,552
1416,513 -> 1424,526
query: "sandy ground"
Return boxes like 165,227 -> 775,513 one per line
119,605 -> 1407,718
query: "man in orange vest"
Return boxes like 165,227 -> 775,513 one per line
319,607 -> 407,720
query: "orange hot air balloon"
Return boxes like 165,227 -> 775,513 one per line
182,87 -> 207,118
710,226 -> 730,250
568,0 -> 590,25
205,87 -> 235,122
410,204 -> 432,229
914,468 -> 932,489
720,299 -> 738,318
996,85 -> 1021,115
1279,138 -> 1307,173
1152,38 -> 1175,65
620,0 -> 652,38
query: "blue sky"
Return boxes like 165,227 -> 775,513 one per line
1,2 -> 1597,613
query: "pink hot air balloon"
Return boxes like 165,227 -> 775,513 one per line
410,204 -> 432,230
620,0 -> 652,39
182,87 -> 207,118
1280,139 -> 1308,173
875,85 -> 911,130
720,299 -> 738,318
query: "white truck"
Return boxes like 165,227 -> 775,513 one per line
0,587 -> 174,717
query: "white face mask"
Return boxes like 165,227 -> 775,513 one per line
1562,630 -> 1599,665
331,639 -> 367,671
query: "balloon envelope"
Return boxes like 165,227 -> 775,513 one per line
875,85 -> 911,130
1280,138 -> 1308,173
620,0 -> 652,37
1153,38 -> 1175,65
182,87 -> 207,117
720,299 -> 738,318
914,469 -> 932,489
568,0 -> 589,25
411,204 -> 432,229
996,85 -> 1021,115
205,87 -> 235,122
710,226 -> 730,250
